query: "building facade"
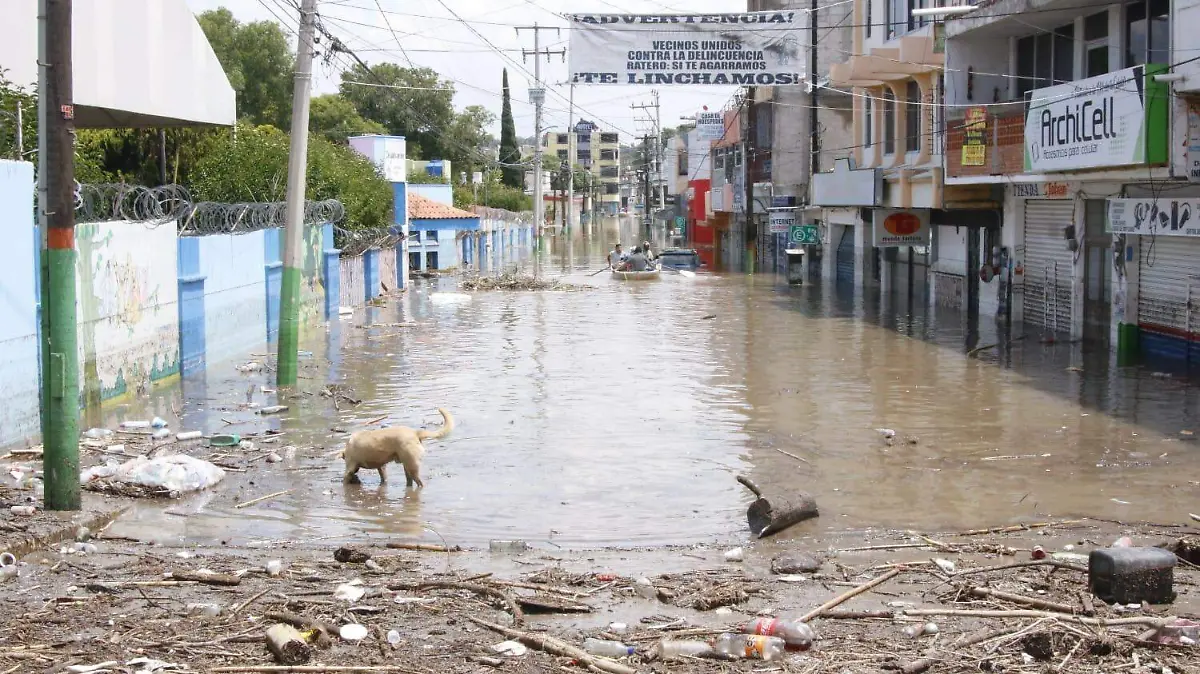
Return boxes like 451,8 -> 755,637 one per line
542,121 -> 622,216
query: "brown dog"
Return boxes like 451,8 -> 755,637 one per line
342,408 -> 454,487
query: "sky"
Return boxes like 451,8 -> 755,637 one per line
182,0 -> 745,143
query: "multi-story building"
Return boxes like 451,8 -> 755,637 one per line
944,0 -> 1189,362
542,121 -> 622,216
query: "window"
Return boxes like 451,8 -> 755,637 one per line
905,81 -> 921,152
864,97 -> 873,148
1126,0 -> 1169,67
866,0 -> 872,39
714,148 -> 726,170
556,149 -> 568,159
556,133 -> 567,144
1085,12 -> 1110,77
883,89 -> 896,154
677,150 -> 688,175
887,0 -> 906,39
1015,23 -> 1074,98
601,166 -> 619,178
605,183 -> 620,195
577,133 -> 590,146
732,145 -> 742,167
577,149 -> 591,161
600,132 -> 618,143
600,149 -> 617,161
425,230 -> 438,241
409,230 -> 420,242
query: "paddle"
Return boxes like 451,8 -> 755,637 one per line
661,267 -> 696,278
589,266 -> 611,276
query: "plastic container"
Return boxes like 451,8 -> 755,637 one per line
583,638 -> 634,658
83,428 -> 113,439
121,420 -> 150,429
187,603 -> 221,617
656,639 -> 713,660
10,505 -> 36,516
743,617 -> 814,650
151,417 -> 168,429
714,633 -> 786,661
488,540 -> 529,553
634,577 -> 657,599
1089,546 -> 1177,605
176,431 -> 204,441
152,428 -> 171,439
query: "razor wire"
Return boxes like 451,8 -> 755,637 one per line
334,225 -> 400,257
69,182 -> 346,236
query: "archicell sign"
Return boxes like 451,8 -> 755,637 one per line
1023,65 -> 1168,173
872,209 -> 930,247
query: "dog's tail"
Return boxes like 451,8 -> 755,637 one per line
417,408 -> 454,441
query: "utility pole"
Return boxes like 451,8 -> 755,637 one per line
15,102 -> 23,159
631,92 -> 662,243
566,82 -> 575,236
40,0 -> 80,510
744,88 -> 757,274
809,0 -> 819,177
516,23 -> 564,262
276,0 -> 317,387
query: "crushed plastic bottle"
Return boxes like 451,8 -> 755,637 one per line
583,638 -> 634,658
187,603 -> 221,617
386,630 -> 402,646
176,431 -> 203,441
655,639 -> 714,660
714,633 -> 787,661
152,428 -> 171,439
0,552 -> 18,583
151,417 -> 168,429
265,560 -> 283,577
121,420 -> 150,429
83,428 -> 114,439
10,505 -> 36,516
743,617 -> 815,650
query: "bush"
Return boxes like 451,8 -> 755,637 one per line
189,123 -> 392,230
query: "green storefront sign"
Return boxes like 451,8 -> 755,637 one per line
789,224 -> 820,245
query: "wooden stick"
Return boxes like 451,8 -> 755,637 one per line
901,608 -> 1168,627
950,559 -> 1087,577
963,586 -> 1079,614
265,624 -> 312,665
389,581 -> 524,625
384,542 -> 460,552
172,570 -> 242,586
952,520 -> 1085,537
820,609 -> 897,619
211,668 -> 420,673
798,568 -> 902,622
211,662 -> 422,666
771,447 -> 811,464
1190,513 -> 1200,523
735,475 -> 762,498
230,587 -> 272,617
838,543 -> 933,553
235,490 -> 292,509
900,625 -> 1022,674
465,615 -> 637,674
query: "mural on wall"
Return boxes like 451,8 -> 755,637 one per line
76,221 -> 180,405
300,223 -> 326,331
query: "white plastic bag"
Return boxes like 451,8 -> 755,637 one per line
81,455 -> 225,497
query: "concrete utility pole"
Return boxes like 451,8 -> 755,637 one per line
744,88 -> 756,274
631,91 -> 662,241
566,82 -> 575,235
809,0 -> 819,177
40,0 -> 80,510
276,0 -> 318,387
516,23 -> 564,260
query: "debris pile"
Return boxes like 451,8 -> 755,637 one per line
460,272 -> 588,292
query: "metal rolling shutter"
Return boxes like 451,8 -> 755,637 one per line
836,227 -> 855,283
1023,200 -> 1075,333
1138,236 -> 1200,359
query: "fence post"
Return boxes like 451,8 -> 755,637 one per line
364,247 -> 380,302
322,223 -> 340,320
177,236 -> 206,375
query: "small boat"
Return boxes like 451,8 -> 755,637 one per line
611,267 -> 661,281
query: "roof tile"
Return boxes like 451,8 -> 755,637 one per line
408,193 -> 479,220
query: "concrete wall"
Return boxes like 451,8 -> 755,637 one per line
197,230 -> 267,366
409,183 -> 454,205
75,219 -> 180,404
0,160 -> 39,447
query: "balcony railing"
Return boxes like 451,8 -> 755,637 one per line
944,102 -> 1026,179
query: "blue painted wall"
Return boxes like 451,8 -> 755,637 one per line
177,236 -> 206,376
0,160 -> 40,447
264,227 -> 282,342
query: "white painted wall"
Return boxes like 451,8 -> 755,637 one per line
933,225 -> 967,275
0,160 -> 39,448
944,34 -> 1010,107
199,231 -> 267,367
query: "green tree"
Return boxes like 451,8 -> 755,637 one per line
197,8 -> 294,128
0,69 -> 36,161
498,69 -> 522,188
443,105 -> 496,178
309,94 -> 385,144
189,123 -> 391,231
453,170 -> 530,212
338,63 -> 453,161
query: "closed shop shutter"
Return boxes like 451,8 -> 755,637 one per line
1023,200 -> 1075,333
836,227 -> 855,283
1137,235 -> 1200,361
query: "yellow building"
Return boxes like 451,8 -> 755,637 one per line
542,121 -> 622,216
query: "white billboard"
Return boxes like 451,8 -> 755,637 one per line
695,111 -> 726,140
568,12 -> 805,86
768,209 -> 795,234
1107,198 -> 1200,237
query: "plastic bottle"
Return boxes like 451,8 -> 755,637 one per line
633,577 -> 657,599
151,417 -> 168,429
152,428 -> 171,439
656,639 -> 713,660
583,638 -> 635,658
121,420 -> 150,429
714,633 -> 787,661
743,617 -> 815,650
83,428 -> 113,439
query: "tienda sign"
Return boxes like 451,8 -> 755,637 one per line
872,208 -> 930,247
1024,65 -> 1168,172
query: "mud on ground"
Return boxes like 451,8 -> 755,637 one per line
1,517 -> 1197,673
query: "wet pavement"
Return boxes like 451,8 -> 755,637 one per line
85,232 -> 1200,550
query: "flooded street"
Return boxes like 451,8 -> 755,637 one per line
105,234 -> 1200,549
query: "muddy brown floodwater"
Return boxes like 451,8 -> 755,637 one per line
97,236 -> 1200,550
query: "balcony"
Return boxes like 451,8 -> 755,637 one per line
831,27 -> 944,87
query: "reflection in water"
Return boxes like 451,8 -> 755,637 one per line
105,227 -> 1200,548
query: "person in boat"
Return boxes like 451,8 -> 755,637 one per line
607,243 -> 625,269
642,241 -> 655,261
619,246 -> 652,272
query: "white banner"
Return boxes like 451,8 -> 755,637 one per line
381,137 -> 407,183
1107,198 -> 1200,237
872,209 -> 931,247
695,111 -> 725,140
568,12 -> 805,86
768,209 -> 795,234
1024,65 -> 1166,172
